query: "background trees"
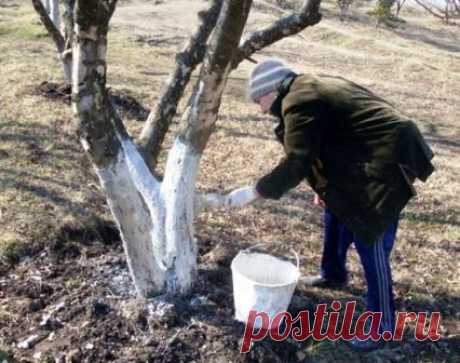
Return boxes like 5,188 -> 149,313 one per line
414,0 -> 460,24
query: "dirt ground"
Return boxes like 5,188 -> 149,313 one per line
0,0 -> 459,362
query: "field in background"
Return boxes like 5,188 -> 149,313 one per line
0,0 -> 459,362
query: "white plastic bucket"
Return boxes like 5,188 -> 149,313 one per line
231,246 -> 300,329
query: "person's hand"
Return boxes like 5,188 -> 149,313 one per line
195,185 -> 260,213
313,194 -> 326,208
223,185 -> 260,209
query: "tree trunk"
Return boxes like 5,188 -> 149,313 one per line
32,0 -> 72,83
71,0 -> 167,297
69,0 -> 322,299
49,0 -> 60,30
161,137 -> 201,293
61,0 -> 74,83
94,138 -> 167,296
137,0 -> 223,169
69,0 -> 252,297
42,0 -> 50,12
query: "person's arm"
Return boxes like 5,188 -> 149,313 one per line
256,100 -> 325,199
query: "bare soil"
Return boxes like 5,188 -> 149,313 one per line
35,81 -> 150,121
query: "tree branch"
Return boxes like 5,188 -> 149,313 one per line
137,0 -> 223,169
413,0 -> 446,21
178,0 -> 253,152
72,0 -> 125,168
31,0 -> 65,53
454,0 -> 460,14
232,0 -> 322,67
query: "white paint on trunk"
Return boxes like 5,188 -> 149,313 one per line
49,0 -> 60,30
62,59 -> 72,84
119,138 -> 161,212
71,42 -> 84,90
42,0 -> 50,13
180,64 -> 191,76
91,144 -> 166,297
118,137 -> 168,271
161,137 -> 200,294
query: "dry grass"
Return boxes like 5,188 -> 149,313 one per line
0,0 -> 459,361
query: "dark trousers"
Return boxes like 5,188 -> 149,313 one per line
321,208 -> 398,333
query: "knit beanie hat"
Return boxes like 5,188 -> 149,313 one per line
248,58 -> 297,102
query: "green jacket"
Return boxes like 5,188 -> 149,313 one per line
256,74 -> 435,244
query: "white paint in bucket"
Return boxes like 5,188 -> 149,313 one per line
231,249 -> 300,329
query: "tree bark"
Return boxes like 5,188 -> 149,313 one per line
42,0 -> 50,12
137,0 -> 223,170
413,0 -> 448,21
61,0 -> 75,83
232,0 -> 322,67
49,0 -> 60,30
454,0 -> 460,15
71,0 -> 167,297
31,0 -> 64,52
31,0 -> 73,82
395,0 -> 407,16
158,0 -> 253,294
94,140 -> 166,297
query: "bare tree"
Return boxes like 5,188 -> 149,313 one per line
454,0 -> 460,14
41,0 -> 322,298
395,0 -> 407,16
32,0 -> 72,82
337,0 -> 353,21
414,0 -> 460,24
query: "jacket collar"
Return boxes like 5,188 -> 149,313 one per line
269,74 -> 298,119
270,74 -> 297,144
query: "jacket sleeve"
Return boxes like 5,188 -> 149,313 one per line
256,100 -> 325,199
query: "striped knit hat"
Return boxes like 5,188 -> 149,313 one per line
248,58 -> 297,102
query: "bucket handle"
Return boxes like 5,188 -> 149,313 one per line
240,242 -> 299,271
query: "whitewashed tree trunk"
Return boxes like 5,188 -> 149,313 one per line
42,0 -> 50,12
89,132 -> 199,295
71,0 -> 252,296
61,55 -> 72,82
92,140 -> 166,296
67,0 -> 322,298
161,138 -> 200,292
32,0 -> 72,83
152,2 -> 255,293
70,0 -> 170,297
49,0 -> 60,30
